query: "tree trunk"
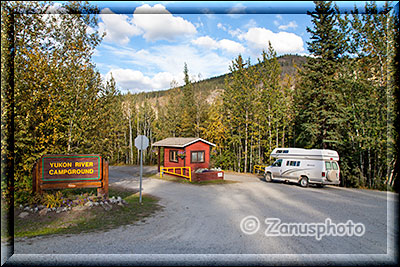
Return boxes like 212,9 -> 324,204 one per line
129,118 -> 133,165
244,110 -> 248,173
268,105 -> 272,153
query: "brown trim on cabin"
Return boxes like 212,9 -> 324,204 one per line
190,150 -> 205,163
157,147 -> 161,172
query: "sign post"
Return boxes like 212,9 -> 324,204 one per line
134,135 -> 149,203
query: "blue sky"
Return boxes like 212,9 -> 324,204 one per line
85,1 -> 389,94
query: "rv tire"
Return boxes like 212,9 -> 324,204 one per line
265,173 -> 273,182
299,176 -> 309,188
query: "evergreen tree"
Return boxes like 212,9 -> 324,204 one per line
294,1 -> 348,150
180,63 -> 196,137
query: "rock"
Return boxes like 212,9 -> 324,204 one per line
24,206 -> 30,211
99,201 -> 104,205
47,208 -> 52,212
39,209 -> 48,216
19,204 -> 23,209
72,205 -> 89,212
29,208 -> 34,212
62,207 -> 68,212
121,200 -> 127,205
117,202 -> 124,207
34,207 -> 38,213
38,205 -> 45,209
94,202 -> 99,206
103,203 -> 112,211
117,196 -> 122,202
18,212 -> 29,218
84,201 -> 93,207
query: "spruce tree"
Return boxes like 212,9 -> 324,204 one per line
294,1 -> 348,150
180,63 -> 195,137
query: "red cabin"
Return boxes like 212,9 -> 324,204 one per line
152,137 -> 223,181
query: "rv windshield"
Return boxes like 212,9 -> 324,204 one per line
272,159 -> 282,167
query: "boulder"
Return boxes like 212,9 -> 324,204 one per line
39,208 -> 48,216
18,212 -> 29,218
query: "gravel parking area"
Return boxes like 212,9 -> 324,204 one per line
11,166 -> 398,265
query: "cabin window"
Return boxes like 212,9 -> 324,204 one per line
296,161 -> 301,167
332,162 -> 338,170
169,150 -> 178,162
283,150 -> 289,153
191,151 -> 205,163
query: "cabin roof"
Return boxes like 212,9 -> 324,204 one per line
152,137 -> 216,148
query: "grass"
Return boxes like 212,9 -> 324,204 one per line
150,174 -> 239,185
13,186 -> 162,238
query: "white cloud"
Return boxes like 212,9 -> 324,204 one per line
98,8 -> 141,45
218,39 -> 246,54
244,19 -> 257,29
132,4 -> 197,42
238,27 -> 304,54
191,36 -> 218,49
217,23 -> 227,31
278,21 -> 298,30
228,28 -> 243,38
275,14 -> 283,20
106,69 -> 181,93
191,36 -> 245,54
101,44 -> 232,91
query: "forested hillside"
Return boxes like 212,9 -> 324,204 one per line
134,54 -> 306,107
1,1 -> 398,207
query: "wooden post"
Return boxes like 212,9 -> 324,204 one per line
98,158 -> 109,198
157,146 -> 161,172
32,162 -> 37,193
36,160 -> 42,194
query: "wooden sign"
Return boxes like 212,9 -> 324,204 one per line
32,154 -> 108,197
42,155 -> 101,181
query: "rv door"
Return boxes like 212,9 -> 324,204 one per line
271,159 -> 282,178
325,161 -> 339,183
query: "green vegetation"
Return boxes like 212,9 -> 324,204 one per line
13,187 -> 161,238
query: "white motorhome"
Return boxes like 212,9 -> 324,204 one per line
264,148 -> 340,187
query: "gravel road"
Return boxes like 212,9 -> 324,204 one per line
10,166 -> 398,265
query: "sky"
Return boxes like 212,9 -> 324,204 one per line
82,1 -> 389,94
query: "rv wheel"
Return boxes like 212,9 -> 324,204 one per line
265,173 -> 272,182
299,177 -> 309,187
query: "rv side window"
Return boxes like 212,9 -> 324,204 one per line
325,162 -> 332,170
273,159 -> 282,167
287,161 -> 300,166
332,162 -> 338,170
